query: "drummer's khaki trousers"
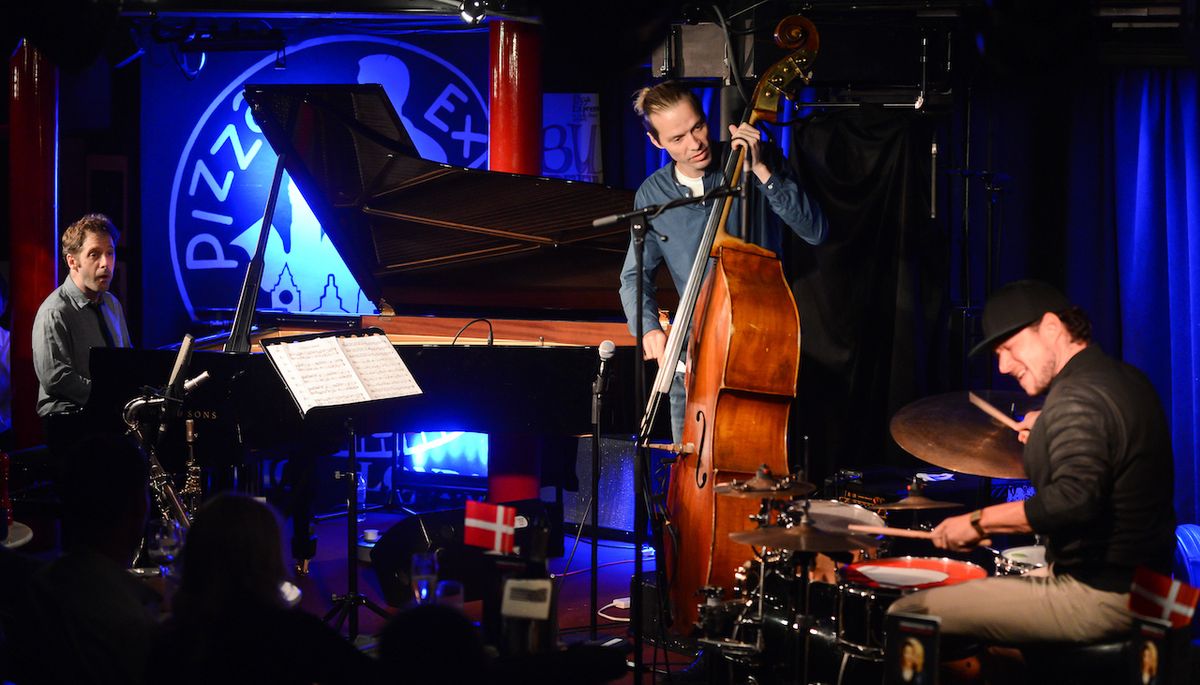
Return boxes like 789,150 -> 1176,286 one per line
886,567 -> 1133,643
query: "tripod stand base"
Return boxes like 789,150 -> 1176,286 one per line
323,592 -> 391,635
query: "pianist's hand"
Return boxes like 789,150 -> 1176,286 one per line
643,329 -> 667,363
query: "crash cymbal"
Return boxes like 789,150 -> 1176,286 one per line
890,390 -> 1039,479
870,495 -> 963,511
714,479 -> 816,500
729,523 -> 879,553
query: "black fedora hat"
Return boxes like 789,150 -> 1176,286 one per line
970,280 -> 1071,357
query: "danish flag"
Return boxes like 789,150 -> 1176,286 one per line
1129,566 -> 1200,629
464,500 -> 516,555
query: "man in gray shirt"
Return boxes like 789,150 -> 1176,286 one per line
33,213 -> 131,457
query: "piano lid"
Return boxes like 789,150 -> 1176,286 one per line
242,84 -> 636,315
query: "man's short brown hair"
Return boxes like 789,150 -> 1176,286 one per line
633,81 -> 704,141
61,213 -> 119,262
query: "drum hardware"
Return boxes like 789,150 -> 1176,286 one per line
890,390 -> 1041,479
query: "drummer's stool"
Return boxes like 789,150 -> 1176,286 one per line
1023,640 -> 1131,684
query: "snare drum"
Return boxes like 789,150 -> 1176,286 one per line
837,557 -> 986,656
995,545 -> 1047,575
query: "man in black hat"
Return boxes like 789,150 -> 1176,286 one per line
888,280 -> 1176,644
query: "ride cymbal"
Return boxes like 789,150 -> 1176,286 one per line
870,495 -> 963,511
890,390 -> 1038,479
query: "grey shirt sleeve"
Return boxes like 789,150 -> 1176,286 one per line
32,306 -> 92,409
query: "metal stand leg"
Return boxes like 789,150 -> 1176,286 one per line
322,418 -> 390,640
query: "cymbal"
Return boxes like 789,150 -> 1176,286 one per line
890,390 -> 1038,479
714,480 -> 816,500
729,523 -> 879,553
870,495 -> 963,511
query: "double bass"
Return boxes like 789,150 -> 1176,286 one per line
642,16 -> 820,631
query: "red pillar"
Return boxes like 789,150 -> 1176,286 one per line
488,20 -> 542,175
9,42 -> 59,448
487,20 -> 542,503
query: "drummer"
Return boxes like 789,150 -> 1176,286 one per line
887,280 -> 1176,644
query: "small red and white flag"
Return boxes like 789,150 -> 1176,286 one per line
464,500 -> 516,555
1129,566 -> 1200,629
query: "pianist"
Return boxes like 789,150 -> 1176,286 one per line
32,213 -> 132,462
618,81 -> 828,441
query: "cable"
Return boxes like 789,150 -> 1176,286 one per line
596,601 -> 631,623
712,4 -> 750,108
450,318 -> 494,345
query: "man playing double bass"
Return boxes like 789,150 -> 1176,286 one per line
618,81 -> 828,442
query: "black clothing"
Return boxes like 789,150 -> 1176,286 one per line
149,606 -> 383,685
1022,345 -> 1176,591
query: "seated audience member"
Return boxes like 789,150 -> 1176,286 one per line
148,492 -> 383,685
13,433 -> 159,684
377,603 -> 491,684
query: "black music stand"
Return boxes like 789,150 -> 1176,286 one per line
262,328 -> 423,640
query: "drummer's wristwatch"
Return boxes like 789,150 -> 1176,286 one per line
969,509 -> 985,536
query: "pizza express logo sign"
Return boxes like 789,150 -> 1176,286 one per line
169,36 -> 488,321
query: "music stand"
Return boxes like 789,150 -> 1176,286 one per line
261,327 -> 423,640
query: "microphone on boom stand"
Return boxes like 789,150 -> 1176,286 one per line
589,340 -> 615,638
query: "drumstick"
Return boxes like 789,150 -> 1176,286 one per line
848,524 -> 992,547
968,391 -> 1022,432
848,524 -> 933,539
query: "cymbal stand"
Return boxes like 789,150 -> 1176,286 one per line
323,418 -> 390,641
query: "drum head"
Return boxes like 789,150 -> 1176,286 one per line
839,556 -> 986,590
793,499 -> 886,528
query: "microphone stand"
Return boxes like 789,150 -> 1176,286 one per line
600,184 -> 744,684
589,343 -> 613,640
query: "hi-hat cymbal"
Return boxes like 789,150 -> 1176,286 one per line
714,480 -> 816,500
870,495 -> 963,511
729,523 -> 879,553
890,390 -> 1039,479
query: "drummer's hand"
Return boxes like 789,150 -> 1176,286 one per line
1016,410 -> 1041,444
728,123 -> 770,182
930,514 -> 984,553
642,329 -> 667,362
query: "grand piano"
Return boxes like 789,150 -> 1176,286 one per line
88,84 -> 672,485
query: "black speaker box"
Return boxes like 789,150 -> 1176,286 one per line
370,499 -> 564,609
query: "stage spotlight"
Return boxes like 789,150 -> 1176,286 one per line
460,0 -> 487,25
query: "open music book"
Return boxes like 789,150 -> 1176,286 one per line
262,331 -> 422,417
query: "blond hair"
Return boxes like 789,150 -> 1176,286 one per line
61,213 -> 119,262
633,81 -> 704,141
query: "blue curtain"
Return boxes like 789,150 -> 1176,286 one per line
1112,69 -> 1200,525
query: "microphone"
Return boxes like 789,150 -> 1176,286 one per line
597,340 -> 616,378
182,370 -> 211,396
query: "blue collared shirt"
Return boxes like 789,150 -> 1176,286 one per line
32,277 -> 131,416
619,140 -> 828,338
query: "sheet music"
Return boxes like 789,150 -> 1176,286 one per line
339,334 -> 423,398
264,333 -> 421,416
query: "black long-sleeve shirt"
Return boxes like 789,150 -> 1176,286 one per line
1022,345 -> 1176,591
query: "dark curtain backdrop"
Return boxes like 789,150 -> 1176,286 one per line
1065,68 -> 1199,526
1107,69 -> 1198,525
786,107 -> 947,483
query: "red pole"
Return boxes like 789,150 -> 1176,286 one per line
9,41 -> 59,449
487,20 -> 542,503
488,20 -> 542,175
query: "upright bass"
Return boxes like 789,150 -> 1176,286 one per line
641,16 -> 820,631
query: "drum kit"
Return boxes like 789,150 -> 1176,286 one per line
689,391 -> 1044,684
